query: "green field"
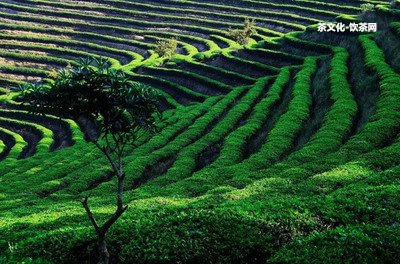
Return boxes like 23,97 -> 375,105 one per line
1,0 -> 400,263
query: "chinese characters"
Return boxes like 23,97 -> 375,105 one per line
317,22 -> 377,33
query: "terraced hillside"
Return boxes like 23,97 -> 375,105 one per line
1,0 -> 400,263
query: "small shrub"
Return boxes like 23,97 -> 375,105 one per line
360,3 -> 375,13
227,18 -> 256,45
193,52 -> 205,61
154,37 -> 178,58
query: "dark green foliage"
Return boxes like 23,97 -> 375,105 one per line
271,225 -> 400,263
18,57 -> 159,141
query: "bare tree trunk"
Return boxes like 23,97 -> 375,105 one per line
98,233 -> 110,264
81,169 -> 127,264
81,141 -> 130,263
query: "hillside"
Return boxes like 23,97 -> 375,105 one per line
1,0 -> 400,263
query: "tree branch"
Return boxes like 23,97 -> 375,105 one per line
81,197 -> 100,234
111,133 -> 122,156
120,140 -> 128,160
101,170 -> 127,234
101,204 -> 128,235
94,141 -> 118,173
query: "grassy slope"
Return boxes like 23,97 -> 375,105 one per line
0,1 -> 400,263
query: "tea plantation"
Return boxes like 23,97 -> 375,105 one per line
1,0 -> 400,263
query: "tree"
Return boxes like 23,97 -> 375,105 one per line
154,37 -> 178,58
18,57 -> 160,264
227,18 -> 257,45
